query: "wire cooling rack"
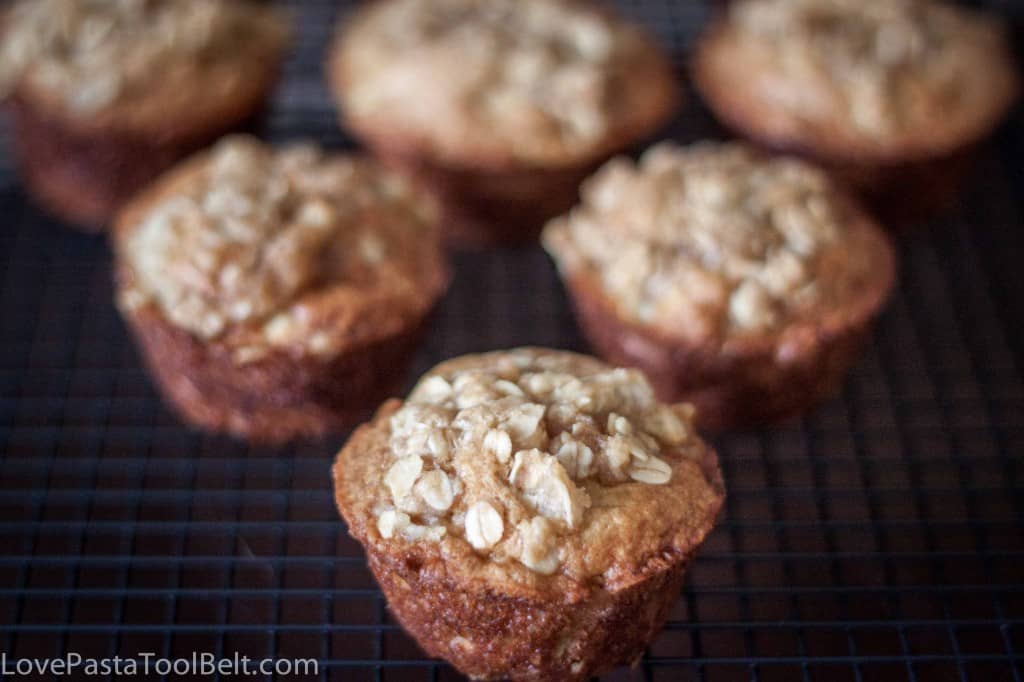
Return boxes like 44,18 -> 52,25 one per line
1,1 -> 1023,680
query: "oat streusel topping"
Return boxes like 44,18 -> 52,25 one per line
119,136 -> 440,352
373,349 -> 704,575
337,0 -> 662,162
728,0 -> 1009,135
0,0 -> 287,113
544,142 -> 880,340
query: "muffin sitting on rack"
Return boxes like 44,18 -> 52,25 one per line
333,348 -> 724,680
113,136 -> 450,443
543,142 -> 895,431
692,0 -> 1019,222
327,0 -> 679,247
0,0 -> 290,229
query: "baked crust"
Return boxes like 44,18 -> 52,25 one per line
121,302 -> 431,442
332,349 -> 725,679
327,0 -> 679,245
560,266 -> 887,431
555,213 -> 894,431
365,525 -> 693,680
113,141 -> 450,442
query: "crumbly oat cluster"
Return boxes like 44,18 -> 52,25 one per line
119,136 -> 439,351
339,0 -> 657,161
374,349 -> 699,575
544,142 -> 877,339
729,0 -> 1007,134
0,0 -> 287,113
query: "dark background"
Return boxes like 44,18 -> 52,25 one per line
1,1 -> 1023,680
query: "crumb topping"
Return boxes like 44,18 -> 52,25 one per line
0,0 -> 288,113
335,0 -> 667,163
728,0 -> 1010,135
544,142 -> 881,340
119,136 -> 441,355
372,349 -> 703,576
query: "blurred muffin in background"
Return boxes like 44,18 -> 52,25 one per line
543,142 -> 895,431
114,136 -> 450,443
327,0 -> 679,247
0,0 -> 290,230
692,0 -> 1019,224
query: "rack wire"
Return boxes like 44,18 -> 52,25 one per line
1,1 -> 1022,680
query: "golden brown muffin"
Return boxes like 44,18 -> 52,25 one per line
0,0 -> 290,230
113,136 -> 450,443
692,0 -> 1019,223
543,142 -> 896,431
333,348 -> 724,680
327,0 -> 679,247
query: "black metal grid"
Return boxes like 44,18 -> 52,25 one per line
1,1 -> 1023,680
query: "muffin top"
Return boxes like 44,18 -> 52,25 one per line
115,136 -> 448,362
0,0 -> 289,132
330,0 -> 678,167
543,142 -> 894,345
333,348 -> 723,595
696,0 -> 1018,157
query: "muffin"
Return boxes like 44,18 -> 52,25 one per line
543,142 -> 896,431
0,0 -> 290,229
333,348 -> 724,680
113,136 -> 450,443
692,0 -> 1019,222
327,0 -> 678,247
